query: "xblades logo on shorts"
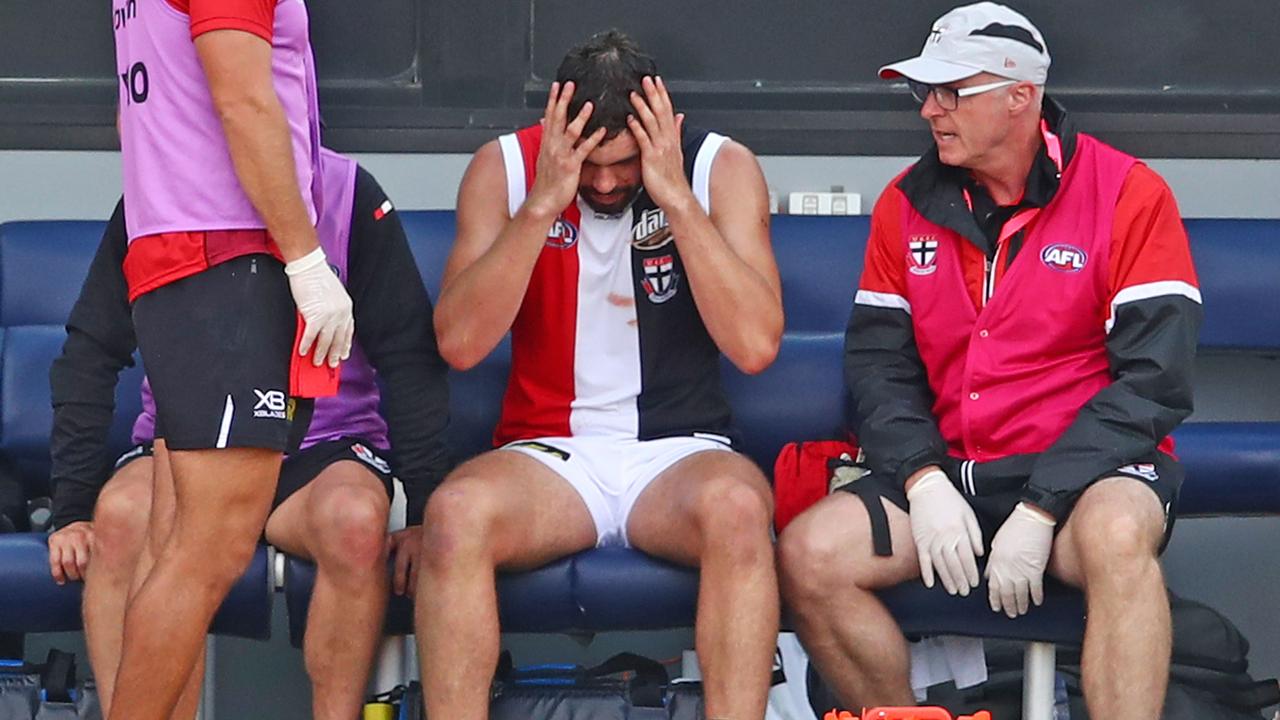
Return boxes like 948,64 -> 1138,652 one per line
253,389 -> 287,420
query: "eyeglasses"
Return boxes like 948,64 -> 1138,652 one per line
907,79 -> 1017,111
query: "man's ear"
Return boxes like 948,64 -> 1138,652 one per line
1008,81 -> 1040,116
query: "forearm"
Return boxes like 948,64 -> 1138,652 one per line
434,204 -> 557,369
216,95 -> 317,261
665,197 -> 782,374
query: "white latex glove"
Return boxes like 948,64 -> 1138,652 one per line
906,468 -> 984,596
984,502 -> 1056,618
284,247 -> 354,368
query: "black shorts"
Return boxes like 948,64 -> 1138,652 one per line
274,438 -> 395,510
113,438 -> 395,512
132,254 -> 313,452
839,451 -> 1183,555
114,443 -> 154,471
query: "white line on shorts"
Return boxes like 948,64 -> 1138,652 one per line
216,394 -> 234,448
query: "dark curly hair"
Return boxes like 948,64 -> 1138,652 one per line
555,30 -> 659,139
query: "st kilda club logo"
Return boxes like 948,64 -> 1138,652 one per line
908,235 -> 939,276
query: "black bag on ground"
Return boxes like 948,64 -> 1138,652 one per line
0,649 -> 101,719
1057,594 -> 1280,720
489,651 -> 703,720
863,593 -> 1280,720
1,456 -> 30,658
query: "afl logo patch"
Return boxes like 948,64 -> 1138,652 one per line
1041,243 -> 1087,273
908,236 -> 939,276
545,217 -> 578,249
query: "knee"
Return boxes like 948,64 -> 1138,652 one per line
420,479 -> 502,565
778,510 -> 858,605
311,485 -> 390,574
693,474 -> 773,557
91,480 -> 151,568
1071,483 -> 1163,580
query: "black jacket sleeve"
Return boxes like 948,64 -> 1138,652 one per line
49,200 -> 138,529
845,306 -> 950,486
1022,169 -> 1202,521
346,168 -> 451,527
1022,294 -> 1202,520
844,191 -> 950,486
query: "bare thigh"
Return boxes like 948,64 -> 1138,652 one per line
263,460 -> 389,560
424,449 -> 597,571
1048,476 -> 1167,587
780,492 -> 920,591
626,450 -> 772,566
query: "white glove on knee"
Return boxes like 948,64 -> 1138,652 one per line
984,501 -> 1056,618
285,247 -> 354,368
906,468 -> 984,596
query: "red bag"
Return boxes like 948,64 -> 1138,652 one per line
772,438 -> 861,534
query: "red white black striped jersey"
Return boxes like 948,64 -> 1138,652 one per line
492,124 -> 738,447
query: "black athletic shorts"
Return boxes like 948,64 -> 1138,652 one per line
838,451 -> 1183,556
112,437 -> 394,511
274,438 -> 395,510
113,443 -> 154,471
132,254 -> 313,452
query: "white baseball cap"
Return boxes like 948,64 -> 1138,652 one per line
879,2 -> 1050,85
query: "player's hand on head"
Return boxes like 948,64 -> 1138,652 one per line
286,248 -> 355,367
47,521 -> 94,585
527,81 -> 608,220
626,76 -> 694,212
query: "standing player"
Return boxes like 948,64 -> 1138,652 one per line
48,149 -> 449,719
420,31 -> 784,720
109,1 -> 353,717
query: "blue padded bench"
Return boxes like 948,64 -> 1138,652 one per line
0,213 -> 1276,707
0,220 -> 274,640
283,212 -> 1279,719
283,212 -> 1280,638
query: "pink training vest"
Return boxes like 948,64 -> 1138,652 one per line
903,134 -> 1136,461
112,0 -> 318,242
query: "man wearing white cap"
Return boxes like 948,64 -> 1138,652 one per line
779,3 -> 1202,718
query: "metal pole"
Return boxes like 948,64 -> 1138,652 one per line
1022,641 -> 1056,720
196,637 -> 216,720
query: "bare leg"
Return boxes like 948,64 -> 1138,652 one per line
1049,477 -> 1170,720
625,451 -> 777,719
264,461 -> 391,720
108,446 -> 279,720
777,492 -> 920,708
82,459 -> 153,714
415,451 -> 598,720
